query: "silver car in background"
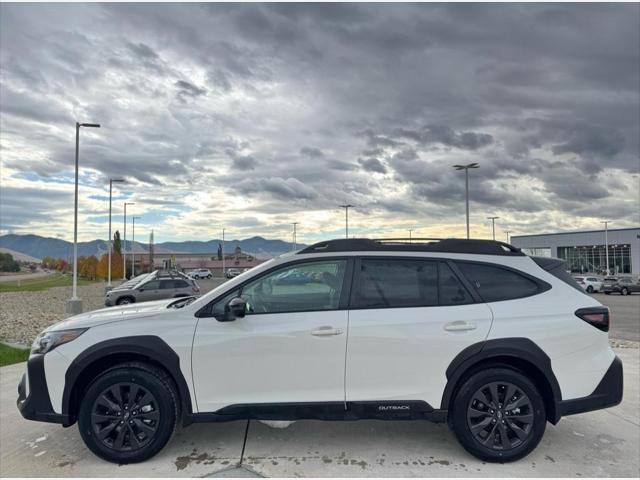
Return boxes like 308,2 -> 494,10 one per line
105,270 -> 200,306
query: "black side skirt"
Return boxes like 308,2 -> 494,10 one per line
186,400 -> 447,425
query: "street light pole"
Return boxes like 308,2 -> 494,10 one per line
107,178 -> 124,290
505,230 -> 512,243
123,202 -> 135,279
222,228 -> 226,278
487,216 -> 499,241
131,216 -> 141,277
67,121 -> 100,316
339,204 -> 354,238
453,163 -> 479,239
409,229 -> 414,243
602,221 -> 610,275
292,222 -> 299,250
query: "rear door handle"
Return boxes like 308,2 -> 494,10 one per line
311,326 -> 343,336
444,321 -> 477,332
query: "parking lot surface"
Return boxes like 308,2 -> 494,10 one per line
1,347 -> 638,477
595,293 -> 640,342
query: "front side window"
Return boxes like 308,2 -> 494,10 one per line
456,262 -> 541,302
240,260 -> 347,314
353,259 -> 438,308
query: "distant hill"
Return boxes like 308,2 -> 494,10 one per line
0,247 -> 42,263
0,234 -> 305,260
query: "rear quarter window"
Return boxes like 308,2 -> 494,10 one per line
456,262 -> 544,302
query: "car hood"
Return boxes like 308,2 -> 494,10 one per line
48,298 -> 178,332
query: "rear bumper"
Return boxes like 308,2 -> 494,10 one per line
17,354 -> 70,426
556,355 -> 623,420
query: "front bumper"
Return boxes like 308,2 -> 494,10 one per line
17,354 -> 70,426
556,355 -> 623,419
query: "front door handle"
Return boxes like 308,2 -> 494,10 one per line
444,321 -> 477,332
311,326 -> 343,336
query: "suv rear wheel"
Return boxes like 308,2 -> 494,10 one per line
621,287 -> 629,296
116,296 -> 135,305
78,363 -> 178,464
449,367 -> 546,462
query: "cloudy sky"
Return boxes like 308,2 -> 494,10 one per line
1,3 -> 639,244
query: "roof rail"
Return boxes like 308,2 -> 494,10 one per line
298,237 -> 523,256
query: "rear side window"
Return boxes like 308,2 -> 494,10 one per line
174,280 -> 189,288
353,259 -> 438,308
456,262 -> 541,302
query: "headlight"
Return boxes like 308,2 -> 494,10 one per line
31,328 -> 87,355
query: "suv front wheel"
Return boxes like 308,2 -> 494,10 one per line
449,367 -> 546,462
78,363 -> 178,464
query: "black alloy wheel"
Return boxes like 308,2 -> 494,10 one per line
621,287 -> 629,296
466,381 -> 534,451
449,367 -> 546,462
586,285 -> 594,293
91,382 -> 160,452
78,363 -> 178,464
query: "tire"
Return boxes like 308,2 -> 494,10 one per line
207,275 -> 212,279
116,297 -> 135,306
449,367 -> 546,463
586,285 -> 594,293
605,291 -> 611,295
621,287 -> 629,296
78,363 -> 178,464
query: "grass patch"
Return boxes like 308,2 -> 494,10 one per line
0,273 -> 96,293
0,343 -> 30,366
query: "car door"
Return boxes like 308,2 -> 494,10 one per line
345,257 -> 493,409
136,279 -> 162,302
192,258 -> 352,412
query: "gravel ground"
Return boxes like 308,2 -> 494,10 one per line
0,283 -> 106,346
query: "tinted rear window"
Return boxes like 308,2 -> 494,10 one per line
456,262 -> 541,302
532,257 -> 583,292
353,259 -> 438,308
438,262 -> 472,305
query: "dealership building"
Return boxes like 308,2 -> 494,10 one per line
510,227 -> 640,276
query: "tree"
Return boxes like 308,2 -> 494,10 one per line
97,251 -> 124,280
79,255 -> 98,280
0,253 -> 20,272
217,243 -> 223,260
113,230 -> 122,255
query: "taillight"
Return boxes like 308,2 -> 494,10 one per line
192,285 -> 200,293
575,307 -> 610,332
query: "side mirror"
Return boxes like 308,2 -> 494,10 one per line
221,297 -> 246,322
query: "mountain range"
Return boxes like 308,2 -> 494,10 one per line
0,234 -> 305,260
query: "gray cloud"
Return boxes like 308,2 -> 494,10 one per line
0,2 -> 638,242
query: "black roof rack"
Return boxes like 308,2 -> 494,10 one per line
298,238 -> 524,256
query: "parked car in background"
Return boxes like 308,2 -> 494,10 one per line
188,268 -> 213,279
573,276 -> 603,293
105,270 -> 200,306
602,276 -> 640,295
225,268 -> 241,278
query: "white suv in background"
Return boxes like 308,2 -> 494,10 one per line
574,275 -> 603,293
18,238 -> 622,464
188,268 -> 213,279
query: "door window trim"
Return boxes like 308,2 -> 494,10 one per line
196,257 -> 355,318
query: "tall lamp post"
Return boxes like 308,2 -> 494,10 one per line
107,178 -> 125,291
453,163 -> 479,239
123,202 -> 135,279
601,221 -> 610,275
409,229 -> 414,243
505,230 -> 512,244
131,216 -> 141,277
487,216 -> 499,241
292,222 -> 299,250
66,121 -> 100,316
221,228 -> 226,278
339,204 -> 354,238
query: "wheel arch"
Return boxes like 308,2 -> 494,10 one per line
442,338 -> 563,424
62,336 -> 193,426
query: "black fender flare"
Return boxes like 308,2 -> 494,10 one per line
62,335 -> 193,423
441,337 -> 563,421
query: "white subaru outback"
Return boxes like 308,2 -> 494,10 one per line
17,238 -> 623,464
